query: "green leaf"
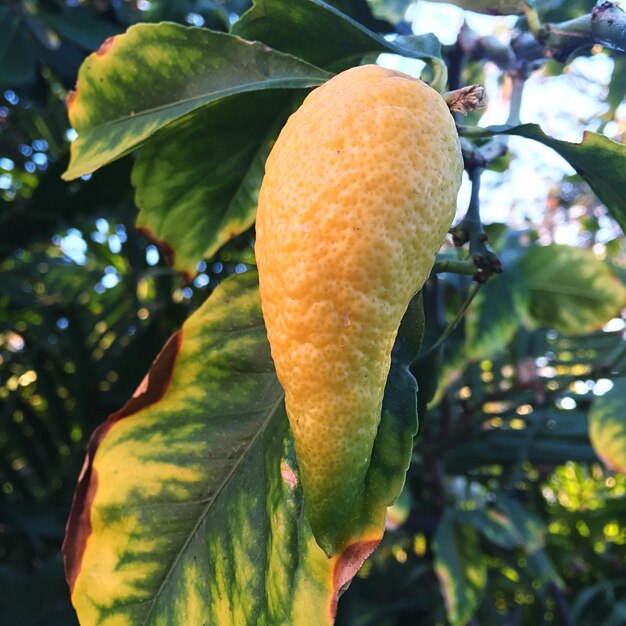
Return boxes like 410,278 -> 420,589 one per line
573,581 -> 626,625
367,0 -> 412,23
448,430 -> 597,471
483,222 -> 509,251
62,22 -> 330,180
539,0 -> 592,23
461,497 -> 545,553
517,244 -> 626,334
495,497 -> 545,553
325,0 -> 394,31
526,549 -> 564,589
416,324 -> 466,409
64,271 -> 420,624
463,499 -> 562,598
465,266 -> 528,360
589,378 -> 626,473
0,9 -> 36,85
461,507 -> 526,550
411,344 -> 442,420
433,510 -> 487,626
132,91 -> 295,277
232,0 -> 443,72
468,124 -> 626,237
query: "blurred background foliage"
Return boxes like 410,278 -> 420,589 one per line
1,0 -> 626,625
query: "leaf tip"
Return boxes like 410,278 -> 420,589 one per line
329,538 -> 380,621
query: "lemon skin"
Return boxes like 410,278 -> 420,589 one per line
256,64 -> 463,554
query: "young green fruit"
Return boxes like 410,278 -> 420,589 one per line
255,64 -> 463,554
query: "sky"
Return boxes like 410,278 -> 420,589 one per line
379,1 -> 625,247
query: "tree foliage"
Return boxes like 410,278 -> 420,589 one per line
2,1 -> 626,625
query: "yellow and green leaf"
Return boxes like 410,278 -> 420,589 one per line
131,92 -> 297,278
62,22 -> 330,181
64,272 -> 421,624
232,0 -> 444,74
589,378 -> 626,474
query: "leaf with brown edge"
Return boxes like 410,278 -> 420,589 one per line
63,331 -> 183,591
63,271 -> 420,625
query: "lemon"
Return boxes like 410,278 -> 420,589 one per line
255,64 -> 463,554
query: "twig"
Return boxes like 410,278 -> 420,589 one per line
450,167 -> 502,282
446,33 -> 467,93
432,257 -> 476,275
538,1 -> 626,62
413,283 -> 481,364
507,73 -> 525,127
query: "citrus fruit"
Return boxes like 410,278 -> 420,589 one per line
255,64 -> 463,553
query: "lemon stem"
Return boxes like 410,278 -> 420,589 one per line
426,57 -> 448,93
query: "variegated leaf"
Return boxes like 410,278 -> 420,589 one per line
64,271 -> 421,624
62,23 -> 330,181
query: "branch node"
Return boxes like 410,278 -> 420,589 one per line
453,167 -> 503,283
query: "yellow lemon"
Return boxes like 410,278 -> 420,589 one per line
256,64 -> 462,554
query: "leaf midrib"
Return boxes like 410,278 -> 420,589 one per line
526,281 -> 613,303
141,387 -> 285,625
76,77 -> 326,137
